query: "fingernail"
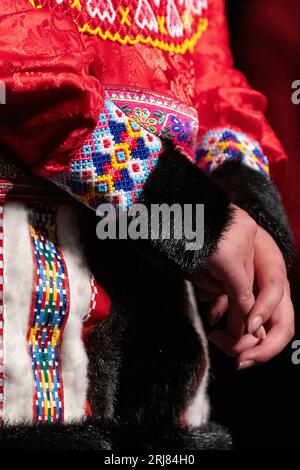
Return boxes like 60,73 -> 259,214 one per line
248,315 -> 263,335
255,325 -> 266,340
238,360 -> 255,370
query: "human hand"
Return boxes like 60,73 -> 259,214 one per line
191,204 -> 261,339
191,205 -> 295,368
209,225 -> 294,369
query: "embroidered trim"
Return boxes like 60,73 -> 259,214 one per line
83,276 -> 98,323
82,276 -> 111,343
50,100 -> 162,211
196,128 -> 270,176
28,204 -> 70,424
0,206 -> 4,424
105,86 -> 198,159
28,0 -> 209,54
77,17 -> 208,54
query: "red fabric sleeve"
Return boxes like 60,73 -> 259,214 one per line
0,0 -> 103,174
193,0 -> 288,189
0,1 -> 164,212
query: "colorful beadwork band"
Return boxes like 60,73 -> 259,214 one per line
28,204 -> 69,424
196,128 -> 269,176
51,100 -> 162,211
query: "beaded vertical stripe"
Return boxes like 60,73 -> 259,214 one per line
0,205 -> 4,423
28,205 -> 70,424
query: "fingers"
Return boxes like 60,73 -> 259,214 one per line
247,266 -> 285,336
237,325 -> 293,368
209,253 -> 255,338
210,286 -> 294,366
247,227 -> 286,337
209,330 -> 261,357
238,289 -> 295,368
207,205 -> 257,338
206,224 -> 293,368
223,263 -> 255,338
208,294 -> 228,326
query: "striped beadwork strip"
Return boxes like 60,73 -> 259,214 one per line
28,204 -> 69,424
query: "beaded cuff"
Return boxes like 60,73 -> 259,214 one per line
50,100 -> 162,211
196,128 -> 269,176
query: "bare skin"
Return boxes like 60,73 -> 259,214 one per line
191,204 -> 295,369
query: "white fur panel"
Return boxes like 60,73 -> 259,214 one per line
183,281 -> 210,427
3,202 -> 34,424
56,206 -> 91,423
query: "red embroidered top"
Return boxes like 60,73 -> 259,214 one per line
0,0 -> 288,206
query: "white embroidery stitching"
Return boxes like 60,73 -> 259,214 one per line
86,0 -> 117,24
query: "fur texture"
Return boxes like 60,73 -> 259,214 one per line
113,422 -> 232,450
86,303 -> 123,422
77,140 -> 236,450
3,202 -> 34,423
80,209 -> 231,449
137,140 -> 233,273
80,223 -> 207,429
0,419 -> 112,450
57,206 -> 91,423
183,282 -> 210,428
211,161 -> 294,268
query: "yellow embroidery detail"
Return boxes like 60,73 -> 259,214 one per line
157,16 -> 167,35
78,18 -> 208,54
29,0 -> 43,8
71,0 -> 82,11
27,1 -> 209,54
119,6 -> 131,26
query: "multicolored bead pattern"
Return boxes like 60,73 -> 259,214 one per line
28,204 -> 69,425
106,86 -> 198,160
0,205 -> 3,424
196,128 -> 270,176
51,100 -> 162,211
28,0 -> 209,54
